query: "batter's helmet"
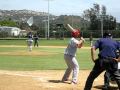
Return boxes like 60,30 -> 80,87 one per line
66,24 -> 80,37
71,29 -> 80,37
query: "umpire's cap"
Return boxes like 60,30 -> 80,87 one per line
103,32 -> 112,38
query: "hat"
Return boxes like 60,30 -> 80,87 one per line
103,32 -> 112,38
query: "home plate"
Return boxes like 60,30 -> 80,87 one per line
34,77 -> 48,82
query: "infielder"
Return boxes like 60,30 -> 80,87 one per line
84,32 -> 120,90
33,33 -> 39,47
62,24 -> 85,84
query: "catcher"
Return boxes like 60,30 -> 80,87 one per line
103,50 -> 120,90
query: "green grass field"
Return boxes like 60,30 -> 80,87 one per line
0,39 -> 94,71
0,38 -> 92,46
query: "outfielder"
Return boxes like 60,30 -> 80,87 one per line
84,32 -> 120,90
62,24 -> 85,84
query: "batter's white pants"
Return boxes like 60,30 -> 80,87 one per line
62,54 -> 79,83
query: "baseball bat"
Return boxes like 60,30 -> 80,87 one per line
67,24 -> 76,32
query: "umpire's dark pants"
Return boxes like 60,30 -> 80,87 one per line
84,58 -> 120,90
104,71 -> 110,87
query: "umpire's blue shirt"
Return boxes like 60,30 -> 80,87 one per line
94,37 -> 120,58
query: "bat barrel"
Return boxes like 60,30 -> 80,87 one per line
67,24 -> 75,32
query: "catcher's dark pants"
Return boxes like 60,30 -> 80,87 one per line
104,69 -> 120,87
84,58 -> 120,90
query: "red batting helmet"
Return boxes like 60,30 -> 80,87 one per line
71,29 -> 80,37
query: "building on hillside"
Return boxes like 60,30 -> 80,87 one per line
0,26 -> 21,36
19,30 -> 27,37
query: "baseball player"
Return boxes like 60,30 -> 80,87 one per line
103,49 -> 120,89
33,33 -> 39,47
103,62 -> 120,89
26,32 -> 33,51
84,32 -> 120,90
62,24 -> 85,84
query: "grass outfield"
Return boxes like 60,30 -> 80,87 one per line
0,38 -> 92,46
0,39 -> 95,71
0,46 -> 95,71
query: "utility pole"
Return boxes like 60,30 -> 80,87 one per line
47,0 -> 50,39
101,15 -> 103,37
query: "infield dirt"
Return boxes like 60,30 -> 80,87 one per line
0,70 -> 118,90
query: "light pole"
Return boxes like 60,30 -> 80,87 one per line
44,0 -> 54,39
98,15 -> 104,38
101,15 -> 103,37
47,0 -> 50,39
42,20 -> 48,39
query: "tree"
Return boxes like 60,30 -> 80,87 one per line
101,5 -> 106,15
83,4 -> 100,30
83,3 -> 116,32
0,20 -> 17,27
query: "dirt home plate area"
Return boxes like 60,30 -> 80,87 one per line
0,70 -> 117,90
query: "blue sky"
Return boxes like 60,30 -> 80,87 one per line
1,0 -> 120,22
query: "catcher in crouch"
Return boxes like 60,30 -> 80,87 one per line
103,50 -> 120,90
62,24 -> 85,84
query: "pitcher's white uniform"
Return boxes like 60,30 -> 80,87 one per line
27,38 -> 33,51
27,33 -> 33,51
62,37 -> 79,84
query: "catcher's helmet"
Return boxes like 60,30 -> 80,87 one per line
71,29 -> 80,37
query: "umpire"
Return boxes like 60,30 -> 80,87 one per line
84,32 -> 120,90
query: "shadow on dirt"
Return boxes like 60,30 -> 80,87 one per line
48,80 -> 71,84
94,85 -> 118,90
